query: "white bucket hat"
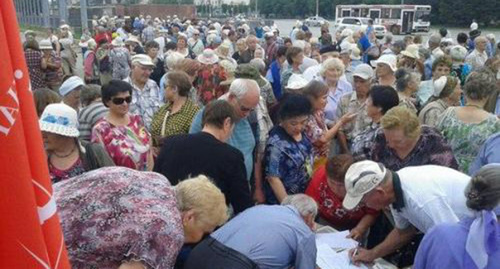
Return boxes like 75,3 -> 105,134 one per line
343,160 -> 387,210
39,39 -> 53,50
353,64 -> 375,80
286,74 -> 309,90
371,54 -> 397,72
197,49 -> 219,65
131,54 -> 155,67
59,76 -> 84,96
39,103 -> 79,137
401,44 -> 420,59
111,37 -> 124,47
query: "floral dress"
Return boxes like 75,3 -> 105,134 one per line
109,47 -> 131,80
53,167 -> 184,269
24,49 -> 46,90
436,107 -> 500,173
263,126 -> 313,204
304,111 -> 329,159
48,157 -> 86,184
195,64 -> 227,105
92,115 -> 151,171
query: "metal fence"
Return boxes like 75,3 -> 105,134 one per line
14,0 -> 67,29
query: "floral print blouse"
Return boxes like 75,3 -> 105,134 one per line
92,115 -> 151,171
195,64 -> 227,106
53,167 -> 184,269
436,107 -> 500,173
304,111 -> 329,158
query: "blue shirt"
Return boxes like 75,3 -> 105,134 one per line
212,205 -> 317,269
469,132 -> 500,176
323,79 -> 353,126
414,217 -> 500,269
190,108 -> 255,180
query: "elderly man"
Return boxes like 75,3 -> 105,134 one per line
154,100 -> 252,214
337,64 -> 374,149
123,54 -> 162,131
424,34 -> 444,80
264,32 -> 278,67
371,54 -> 397,88
184,194 -> 318,269
343,161 -> 472,265
239,35 -> 258,64
465,36 -> 489,71
190,79 -> 260,181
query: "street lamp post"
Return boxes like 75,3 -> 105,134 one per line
316,0 -> 319,17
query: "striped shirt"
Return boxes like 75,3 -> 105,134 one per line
79,102 -> 108,142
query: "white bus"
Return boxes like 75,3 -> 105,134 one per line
335,4 -> 431,35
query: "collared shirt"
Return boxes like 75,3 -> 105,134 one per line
190,107 -> 256,181
469,133 -> 500,176
465,49 -> 488,71
324,79 -> 353,126
123,77 -> 162,131
391,165 -> 472,233
336,91 -> 372,141
212,205 -> 317,269
371,126 -> 459,171
141,26 -> 156,43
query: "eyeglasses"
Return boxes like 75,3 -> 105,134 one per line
112,96 -> 132,105
237,99 -> 255,113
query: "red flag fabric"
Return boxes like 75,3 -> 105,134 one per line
0,1 -> 71,268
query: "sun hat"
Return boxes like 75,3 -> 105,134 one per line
197,49 -> 219,65
370,54 -> 397,72
286,74 -> 309,90
60,24 -> 70,30
59,76 -> 84,96
350,46 -> 361,60
400,44 -> 420,59
39,39 -> 53,50
39,103 -> 79,137
131,54 -> 155,67
343,160 -> 388,210
353,64 -> 375,80
111,37 -> 124,47
125,35 -> 142,46
264,31 -> 274,38
433,76 -> 448,97
24,30 -> 36,37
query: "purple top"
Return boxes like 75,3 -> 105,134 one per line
54,167 -> 184,269
324,79 -> 353,126
414,217 -> 500,269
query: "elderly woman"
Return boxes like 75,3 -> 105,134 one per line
267,46 -> 288,101
231,38 -> 247,63
449,45 -> 472,86
303,80 -> 355,164
280,47 -> 304,93
263,94 -> 313,204
249,58 -> 276,107
79,84 -> 108,142
195,49 -> 226,105
144,40 -> 165,86
176,33 -> 195,59
414,164 -> 500,269
92,80 -> 153,171
24,40 -> 46,90
39,103 -> 114,183
394,68 -> 420,114
60,76 -> 84,112
54,168 -> 228,269
371,106 -> 458,171
84,39 -> 101,84
40,39 -> 63,90
151,71 -> 199,152
34,88 -> 61,117
175,58 -> 202,104
321,58 -> 353,126
216,41 -> 237,66
351,85 -> 400,161
109,37 -> 131,80
59,31 -> 77,77
419,76 -> 462,127
437,70 -> 500,173
306,154 -> 378,238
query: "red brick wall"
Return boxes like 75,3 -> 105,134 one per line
116,4 -> 196,20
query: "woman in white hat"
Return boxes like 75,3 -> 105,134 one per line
195,49 -> 225,105
39,103 -> 114,183
83,39 -> 101,85
59,30 -> 77,78
398,44 -> 425,77
419,75 -> 461,127
394,68 -> 420,114
109,37 -> 131,80
40,39 -> 63,91
175,33 -> 195,59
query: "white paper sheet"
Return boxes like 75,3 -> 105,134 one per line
316,244 -> 369,269
316,230 -> 359,250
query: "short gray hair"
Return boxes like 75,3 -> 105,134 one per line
466,164 -> 500,211
395,68 -> 421,92
428,34 -> 442,47
320,58 -> 345,77
464,69 -> 497,101
229,78 -> 260,100
281,194 -> 318,218
249,58 -> 266,72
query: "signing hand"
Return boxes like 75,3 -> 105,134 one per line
348,247 -> 376,266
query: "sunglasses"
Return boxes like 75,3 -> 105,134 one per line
112,96 -> 132,105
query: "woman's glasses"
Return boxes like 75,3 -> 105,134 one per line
112,96 -> 132,105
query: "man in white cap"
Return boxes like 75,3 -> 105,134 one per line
59,76 -> 84,112
336,64 -> 375,149
123,54 -> 162,131
343,161 -> 472,265
371,54 -> 397,88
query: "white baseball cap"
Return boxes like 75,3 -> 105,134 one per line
371,54 -> 397,72
343,160 -> 388,210
353,64 -> 375,80
131,54 -> 155,67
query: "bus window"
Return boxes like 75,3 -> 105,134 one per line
414,11 -> 430,22
381,8 -> 390,19
361,8 -> 369,17
352,9 -> 360,17
390,8 -> 401,19
342,9 -> 351,17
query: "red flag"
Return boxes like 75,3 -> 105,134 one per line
0,1 -> 71,268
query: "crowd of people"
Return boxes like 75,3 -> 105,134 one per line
25,13 -> 500,269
